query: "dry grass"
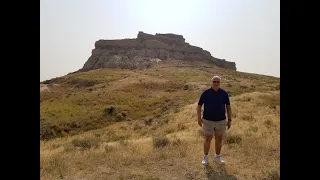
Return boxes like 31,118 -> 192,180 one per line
40,60 -> 279,140
40,60 -> 279,179
40,88 -> 280,179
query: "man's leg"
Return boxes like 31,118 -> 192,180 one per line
213,120 -> 226,164
204,134 -> 213,155
202,119 -> 214,165
214,131 -> 223,155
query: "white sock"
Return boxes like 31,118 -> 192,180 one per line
215,154 -> 220,157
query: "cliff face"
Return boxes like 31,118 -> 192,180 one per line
81,31 -> 236,71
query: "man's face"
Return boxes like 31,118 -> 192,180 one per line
212,78 -> 220,88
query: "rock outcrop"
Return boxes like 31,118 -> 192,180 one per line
81,31 -> 236,71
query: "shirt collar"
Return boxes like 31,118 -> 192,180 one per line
210,87 -> 220,93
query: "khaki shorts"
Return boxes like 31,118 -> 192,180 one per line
202,119 -> 226,135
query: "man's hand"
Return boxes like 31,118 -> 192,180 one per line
227,120 -> 232,129
198,118 -> 203,127
197,105 -> 203,127
226,105 -> 232,130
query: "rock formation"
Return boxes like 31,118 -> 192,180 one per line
80,31 -> 236,71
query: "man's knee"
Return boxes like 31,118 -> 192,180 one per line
204,135 -> 213,142
214,132 -> 224,141
215,125 -> 226,136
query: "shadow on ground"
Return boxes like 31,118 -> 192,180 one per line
204,164 -> 238,180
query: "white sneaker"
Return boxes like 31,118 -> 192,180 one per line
202,156 -> 208,165
215,154 -> 225,165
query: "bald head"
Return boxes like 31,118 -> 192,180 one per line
211,75 -> 221,91
211,76 -> 221,82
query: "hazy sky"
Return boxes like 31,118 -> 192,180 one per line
40,0 -> 280,81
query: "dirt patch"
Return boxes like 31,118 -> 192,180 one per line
40,84 -> 50,92
183,82 -> 208,91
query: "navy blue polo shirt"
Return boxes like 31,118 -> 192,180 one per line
198,88 -> 230,121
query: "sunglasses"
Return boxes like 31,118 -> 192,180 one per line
213,81 -> 220,83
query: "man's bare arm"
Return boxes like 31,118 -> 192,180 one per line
197,105 -> 202,120
226,105 -> 232,120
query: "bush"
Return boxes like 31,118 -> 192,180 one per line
241,114 -> 254,121
225,133 -> 242,144
126,117 -> 133,121
121,111 -> 128,117
67,78 -> 98,88
104,145 -> 113,153
177,123 -> 186,130
158,118 -> 169,125
119,139 -> 129,146
105,105 -> 116,116
171,138 -> 182,146
71,137 -> 100,149
115,113 -> 124,121
152,136 -> 170,148
144,116 -> 154,126
263,170 -> 280,180
183,84 -> 189,90
264,119 -> 276,128
249,126 -> 259,133
133,123 -> 142,131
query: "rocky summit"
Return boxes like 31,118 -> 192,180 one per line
80,31 -> 236,71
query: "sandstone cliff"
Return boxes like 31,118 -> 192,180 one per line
81,31 -> 236,71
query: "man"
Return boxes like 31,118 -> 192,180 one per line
197,75 -> 232,165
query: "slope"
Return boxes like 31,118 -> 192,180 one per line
40,59 -> 280,179
40,60 -> 279,140
40,91 -> 279,180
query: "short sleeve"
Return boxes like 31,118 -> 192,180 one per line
225,91 -> 230,105
198,91 -> 206,105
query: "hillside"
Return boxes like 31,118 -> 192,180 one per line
40,60 -> 280,180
